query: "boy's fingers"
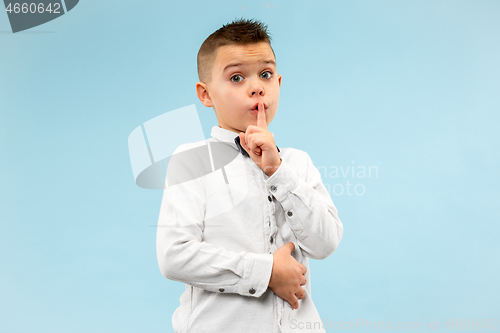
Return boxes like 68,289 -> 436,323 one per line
257,102 -> 267,129
296,287 -> 306,300
288,295 -> 299,309
283,242 -> 295,254
300,277 -> 307,286
241,132 -> 263,158
239,133 -> 250,154
246,135 -> 263,156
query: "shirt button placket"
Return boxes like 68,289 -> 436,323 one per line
267,193 -> 274,251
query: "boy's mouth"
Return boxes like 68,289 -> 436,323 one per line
251,103 -> 267,111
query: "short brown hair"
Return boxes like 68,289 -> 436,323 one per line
197,18 -> 275,83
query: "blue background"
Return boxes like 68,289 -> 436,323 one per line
1,0 -> 498,332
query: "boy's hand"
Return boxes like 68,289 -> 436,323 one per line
239,102 -> 281,177
268,242 -> 307,310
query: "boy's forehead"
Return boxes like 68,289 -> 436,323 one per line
213,43 -> 276,72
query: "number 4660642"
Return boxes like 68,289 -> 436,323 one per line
5,3 -> 61,14
444,319 -> 498,329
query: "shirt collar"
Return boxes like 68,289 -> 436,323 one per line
211,126 -> 240,152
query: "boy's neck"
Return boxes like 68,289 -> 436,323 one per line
218,125 -> 240,134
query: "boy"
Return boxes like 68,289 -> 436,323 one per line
156,19 -> 343,333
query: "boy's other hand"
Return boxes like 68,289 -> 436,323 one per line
268,242 -> 307,310
239,102 -> 281,177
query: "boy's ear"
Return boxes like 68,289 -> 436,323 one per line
278,74 -> 282,88
196,82 -> 213,108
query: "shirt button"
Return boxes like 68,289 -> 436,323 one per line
287,211 -> 293,217
270,185 -> 277,193
249,288 -> 256,294
270,237 -> 274,244
219,288 -> 225,292
268,196 -> 272,202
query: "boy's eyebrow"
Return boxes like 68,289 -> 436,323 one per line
223,60 -> 276,73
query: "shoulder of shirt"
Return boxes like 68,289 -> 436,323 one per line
279,146 -> 311,160
278,146 -> 315,178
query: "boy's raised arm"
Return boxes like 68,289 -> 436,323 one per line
239,103 -> 343,259
265,150 -> 344,260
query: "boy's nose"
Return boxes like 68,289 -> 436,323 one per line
248,75 -> 265,96
250,85 -> 264,96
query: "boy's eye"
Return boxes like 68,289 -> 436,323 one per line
230,75 -> 243,83
261,71 -> 272,79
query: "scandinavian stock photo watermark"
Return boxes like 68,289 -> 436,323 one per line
315,161 -> 379,197
290,318 -> 499,330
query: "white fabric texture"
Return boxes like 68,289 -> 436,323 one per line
156,126 -> 343,333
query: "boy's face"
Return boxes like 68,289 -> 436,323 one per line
196,42 -> 282,133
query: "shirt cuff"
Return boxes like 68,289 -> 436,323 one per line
241,253 -> 273,297
265,158 -> 300,203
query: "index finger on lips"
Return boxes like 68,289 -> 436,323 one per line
257,102 -> 267,129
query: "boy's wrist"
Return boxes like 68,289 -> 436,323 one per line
264,158 -> 282,177
265,158 -> 300,201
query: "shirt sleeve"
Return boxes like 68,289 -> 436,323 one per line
265,150 -> 343,260
156,147 -> 273,297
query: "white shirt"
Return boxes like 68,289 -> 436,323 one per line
156,126 -> 343,333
